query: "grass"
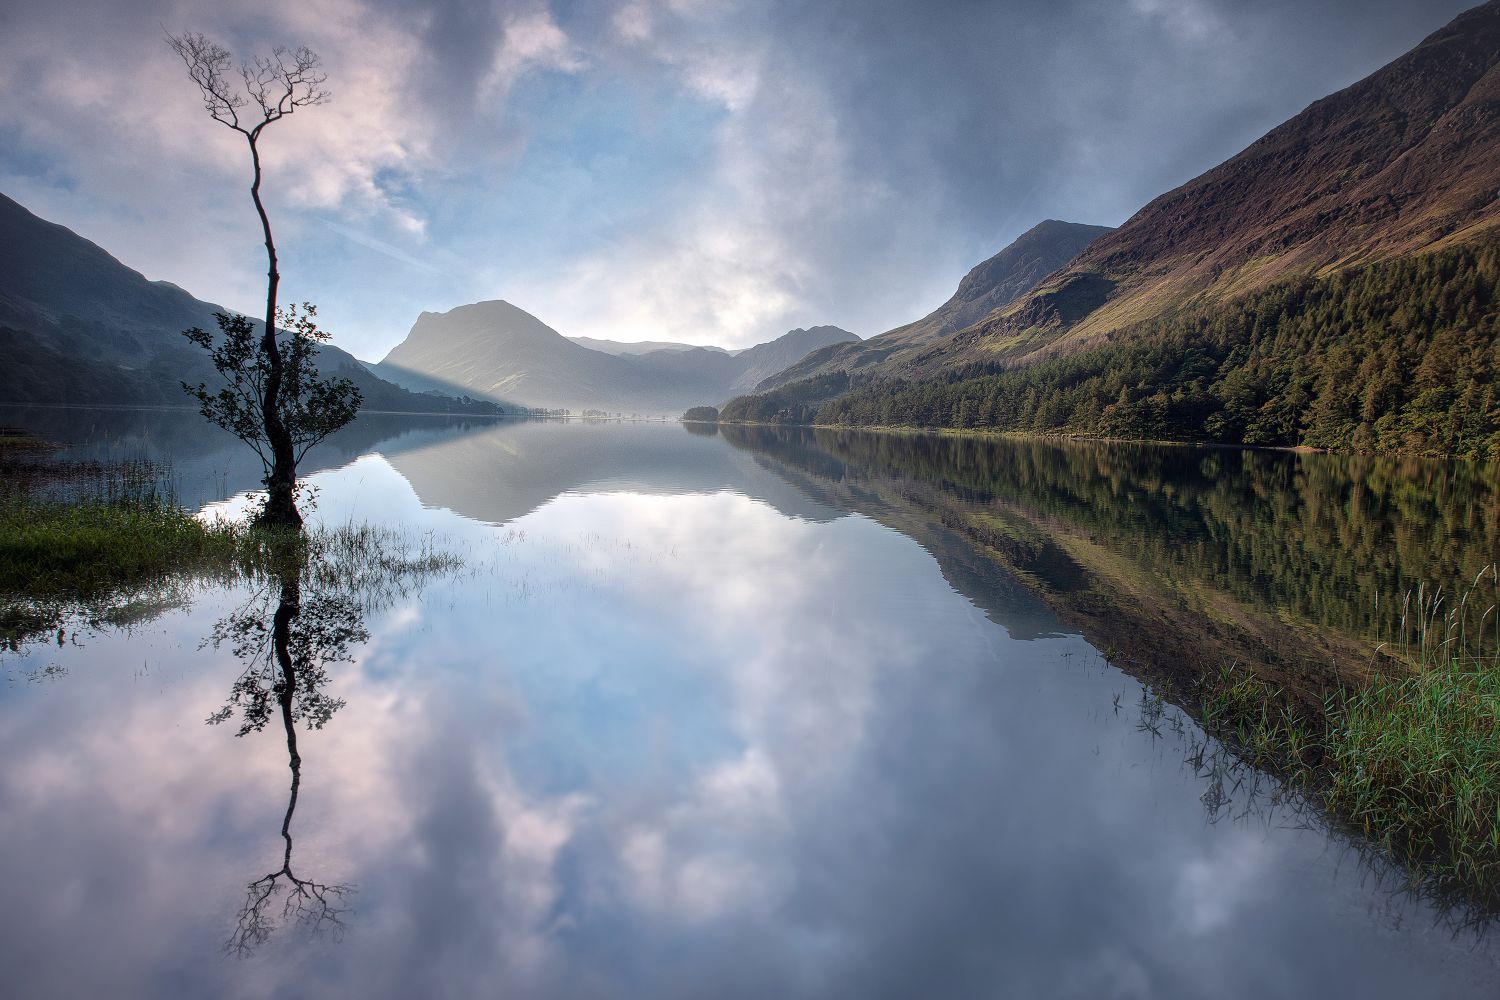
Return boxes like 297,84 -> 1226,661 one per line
0,494 -> 245,598
1190,564 -> 1500,910
0,430 -> 465,653
0,434 -> 250,650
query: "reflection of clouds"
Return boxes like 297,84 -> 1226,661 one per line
361,693 -> 592,996
4,475 -> 1500,997
545,491 -> 914,770
621,746 -> 788,921
518,491 -> 937,924
1169,831 -> 1273,936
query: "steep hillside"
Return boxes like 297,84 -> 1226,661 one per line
377,300 -> 856,413
760,1 -> 1500,458
0,192 -> 500,414
822,239 -> 1500,458
756,220 -> 1110,392
916,0 -> 1500,374
729,325 -> 860,393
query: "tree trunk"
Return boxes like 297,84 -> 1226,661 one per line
248,135 -> 302,529
272,571 -> 302,871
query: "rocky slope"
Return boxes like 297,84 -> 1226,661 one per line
909,0 -> 1500,375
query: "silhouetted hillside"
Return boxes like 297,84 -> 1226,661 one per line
0,192 -> 500,414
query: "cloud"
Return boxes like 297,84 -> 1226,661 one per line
321,217 -> 442,274
0,0 -> 1479,357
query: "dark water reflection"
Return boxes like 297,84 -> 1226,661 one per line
718,426 -> 1500,701
1,410 -> 1497,997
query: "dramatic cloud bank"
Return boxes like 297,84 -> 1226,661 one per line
0,0 -> 1473,355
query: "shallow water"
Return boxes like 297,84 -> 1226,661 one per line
2,409 -> 1498,998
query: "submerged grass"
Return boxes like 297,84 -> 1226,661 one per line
1,429 -> 465,654
1193,565 -> 1500,910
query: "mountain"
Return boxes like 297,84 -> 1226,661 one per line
729,326 -> 864,394
718,220 -> 1109,422
0,192 -> 500,414
805,2 -> 1500,458
376,301 -> 673,412
374,300 -> 856,413
755,220 -> 1112,393
913,0 -> 1500,374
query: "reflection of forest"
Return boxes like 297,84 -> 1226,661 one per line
721,426 -> 1500,701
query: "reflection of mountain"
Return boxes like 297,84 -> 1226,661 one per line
371,420 -> 1064,642
714,426 -> 1065,642
379,420 -> 847,527
719,426 -> 1500,704
0,405 -> 506,509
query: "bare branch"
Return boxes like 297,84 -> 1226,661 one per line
166,31 -> 247,134
167,31 -> 328,138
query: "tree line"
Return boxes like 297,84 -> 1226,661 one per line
816,239 -> 1500,459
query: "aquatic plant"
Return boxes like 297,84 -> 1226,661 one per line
1193,564 -> 1500,909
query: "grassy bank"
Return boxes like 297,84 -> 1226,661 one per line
0,433 -> 254,650
0,494 -> 245,598
1191,568 -> 1500,909
1,431 -> 464,654
0,432 -> 245,598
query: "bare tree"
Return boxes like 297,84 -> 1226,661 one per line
168,32 -> 359,528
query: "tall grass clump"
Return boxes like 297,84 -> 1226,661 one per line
1324,657 -> 1500,895
1197,564 -> 1500,909
0,493 -> 244,598
0,434 -> 244,650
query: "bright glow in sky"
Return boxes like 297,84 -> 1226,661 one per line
0,0 -> 1473,358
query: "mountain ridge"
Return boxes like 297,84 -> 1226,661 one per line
750,220 -> 1111,396
0,191 -> 501,414
375,299 -> 857,414
733,1 -> 1500,459
903,0 -> 1500,377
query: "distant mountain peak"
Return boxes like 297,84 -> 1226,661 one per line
746,219 -> 1110,394
375,297 -> 857,412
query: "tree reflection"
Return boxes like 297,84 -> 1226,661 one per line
206,527 -> 458,956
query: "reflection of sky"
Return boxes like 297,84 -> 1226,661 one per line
1,421 -> 1498,997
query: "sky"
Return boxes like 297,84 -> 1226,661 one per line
0,0 -> 1477,359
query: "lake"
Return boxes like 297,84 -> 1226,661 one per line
2,407 -> 1498,998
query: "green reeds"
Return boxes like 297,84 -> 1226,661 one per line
1,435 -> 465,654
1195,563 -> 1500,909
0,493 -> 245,598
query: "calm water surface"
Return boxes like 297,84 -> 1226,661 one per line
2,408 -> 1498,998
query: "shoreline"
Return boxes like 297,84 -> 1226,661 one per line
715,419 -> 1458,459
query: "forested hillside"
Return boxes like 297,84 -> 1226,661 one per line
819,240 -> 1500,458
